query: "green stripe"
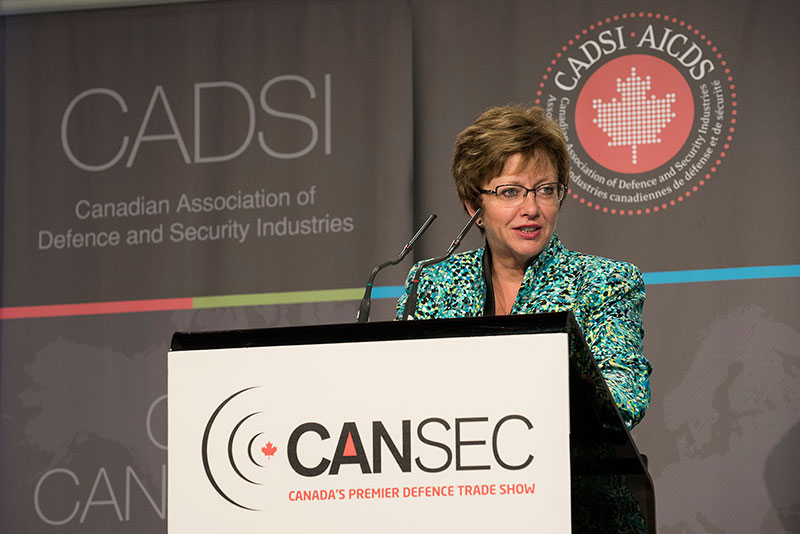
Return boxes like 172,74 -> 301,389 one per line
193,288 -> 364,308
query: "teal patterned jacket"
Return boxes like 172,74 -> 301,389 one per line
396,234 -> 651,429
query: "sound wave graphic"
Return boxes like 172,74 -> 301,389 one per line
201,386 -> 273,510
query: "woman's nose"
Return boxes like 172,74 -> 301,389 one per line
519,190 -> 540,216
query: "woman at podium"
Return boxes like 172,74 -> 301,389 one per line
396,105 -> 651,430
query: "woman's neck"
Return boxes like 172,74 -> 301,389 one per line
490,256 -> 528,315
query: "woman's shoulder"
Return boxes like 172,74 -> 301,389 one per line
411,248 -> 484,282
547,243 -> 645,327
400,248 -> 486,319
568,249 -> 641,275
554,243 -> 644,289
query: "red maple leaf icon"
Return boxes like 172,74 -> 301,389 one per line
592,66 -> 677,165
261,441 -> 278,459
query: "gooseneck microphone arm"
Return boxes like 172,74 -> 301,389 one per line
356,214 -> 437,323
401,208 -> 483,320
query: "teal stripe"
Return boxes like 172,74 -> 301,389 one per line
373,285 -> 405,299
643,264 -> 800,285
372,265 -> 800,297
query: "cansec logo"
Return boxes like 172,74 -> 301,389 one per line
202,387 -> 536,510
536,12 -> 737,215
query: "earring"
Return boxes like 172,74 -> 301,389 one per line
476,218 -> 484,227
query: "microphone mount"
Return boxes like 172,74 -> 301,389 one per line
401,208 -> 483,320
355,214 -> 437,323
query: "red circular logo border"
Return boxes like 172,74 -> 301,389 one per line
535,11 -> 738,215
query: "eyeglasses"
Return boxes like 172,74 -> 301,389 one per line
479,182 -> 566,207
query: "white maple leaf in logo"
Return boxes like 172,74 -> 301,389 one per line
592,67 -> 677,164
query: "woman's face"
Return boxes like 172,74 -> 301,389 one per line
467,152 -> 560,271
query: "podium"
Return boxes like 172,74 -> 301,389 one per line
168,312 -> 654,533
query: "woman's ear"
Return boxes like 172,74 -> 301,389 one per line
464,201 -> 478,217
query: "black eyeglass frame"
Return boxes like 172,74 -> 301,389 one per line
479,182 -> 567,204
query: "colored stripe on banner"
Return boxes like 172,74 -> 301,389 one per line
643,264 -> 800,285
192,288 -> 364,308
0,298 -> 193,319
1,264 -> 799,320
372,285 -> 405,299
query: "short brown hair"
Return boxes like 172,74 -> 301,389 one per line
452,105 -> 570,209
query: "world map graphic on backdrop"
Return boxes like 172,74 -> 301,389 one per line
657,305 -> 800,532
16,303 -> 352,529
22,339 -> 167,526
536,11 -> 737,215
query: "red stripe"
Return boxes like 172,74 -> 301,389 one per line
0,298 -> 193,319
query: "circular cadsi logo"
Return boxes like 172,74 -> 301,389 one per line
536,11 -> 737,215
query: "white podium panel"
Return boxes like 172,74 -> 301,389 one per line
168,332 -> 570,533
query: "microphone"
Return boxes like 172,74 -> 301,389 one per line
356,214 -> 437,323
401,208 -> 483,320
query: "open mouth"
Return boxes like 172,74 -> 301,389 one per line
514,226 -> 541,235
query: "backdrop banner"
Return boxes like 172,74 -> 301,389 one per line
0,1 -> 414,532
2,0 -> 799,533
